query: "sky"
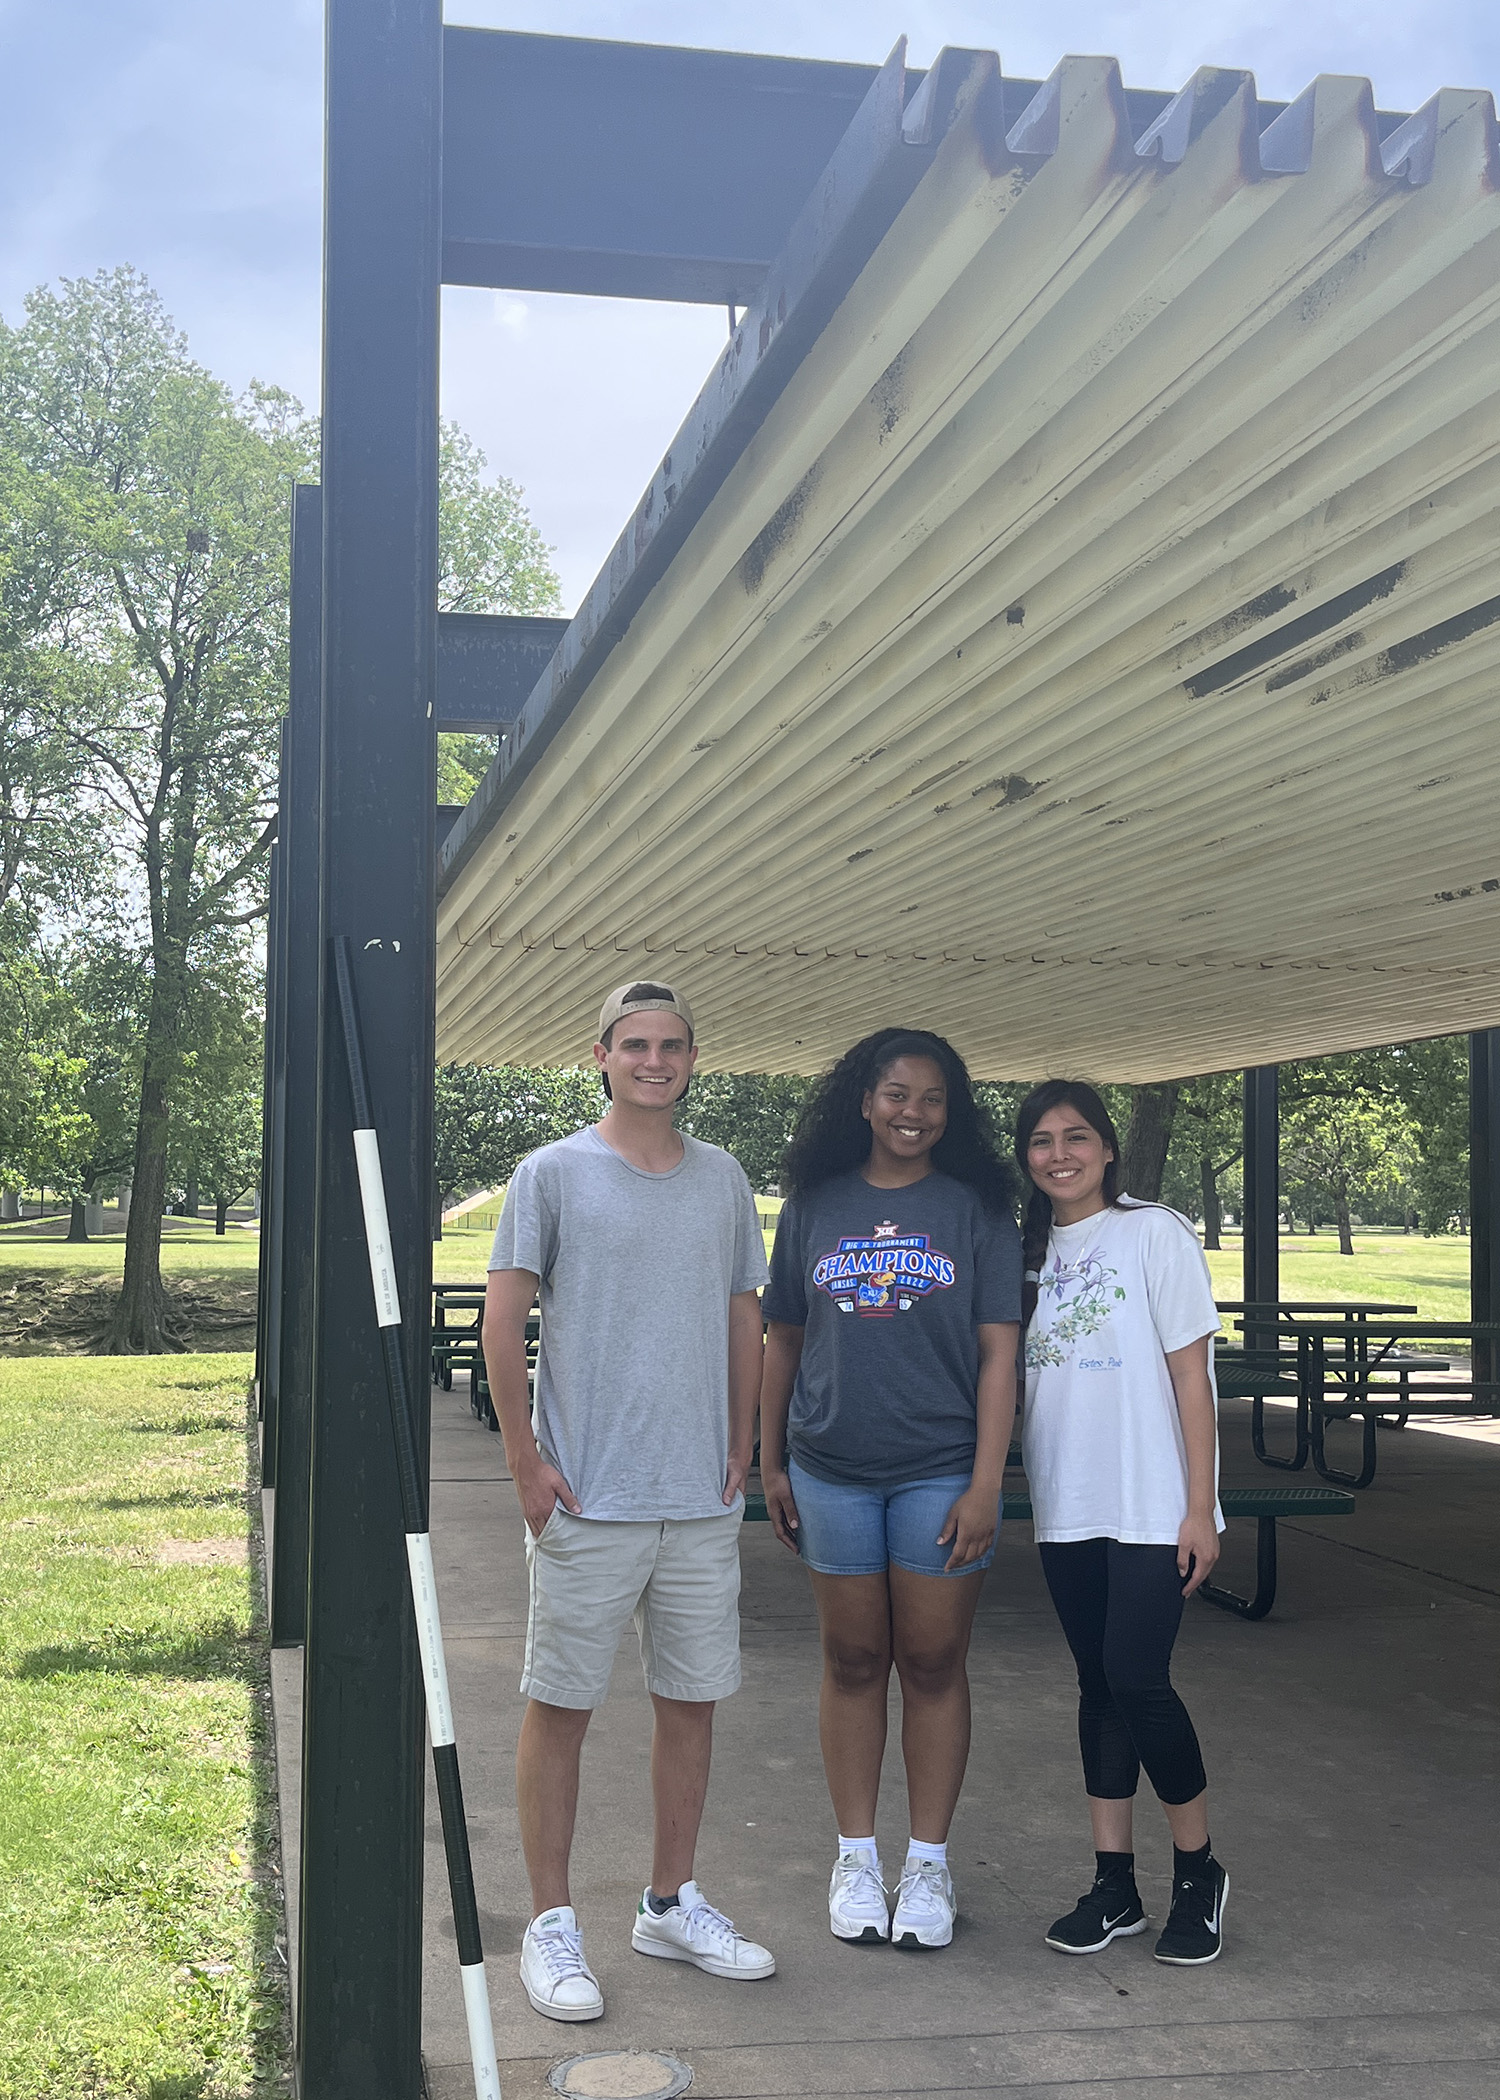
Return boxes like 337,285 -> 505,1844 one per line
1,2 -> 1494,612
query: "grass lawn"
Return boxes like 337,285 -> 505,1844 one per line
443,1217 -> 1474,1324
0,1352 -> 289,2098
1202,1230 -> 1471,1327
433,1217 -> 496,1285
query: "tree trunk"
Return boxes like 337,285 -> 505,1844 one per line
1120,1082 -> 1180,1202
67,1197 -> 90,1243
101,962 -> 184,1353
1334,1186 -> 1354,1256
185,1178 -> 200,1217
215,1198 -> 228,1235
1199,1157 -> 1222,1249
0,1189 -> 19,1221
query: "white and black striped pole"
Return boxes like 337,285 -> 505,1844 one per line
332,936 -> 501,2100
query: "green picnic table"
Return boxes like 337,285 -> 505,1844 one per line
1214,1301 -> 1420,1475
1259,1316 -> 1500,1488
430,1283 -> 538,1429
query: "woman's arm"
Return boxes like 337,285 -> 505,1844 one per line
1165,1334 -> 1220,1596
757,1318 -> 805,1552
938,1321 -> 1019,1569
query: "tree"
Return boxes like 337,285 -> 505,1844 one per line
434,1063 -> 599,1206
1169,1072 -> 1243,1248
973,1080 -> 1029,1164
0,269 -> 316,1346
0,268 -> 564,1340
0,419 -> 98,921
167,952 -> 265,1231
679,1072 -> 809,1191
1372,1038 -> 1468,1232
1282,1090 -> 1412,1255
437,422 -> 560,617
435,421 -> 562,806
10,949 -> 140,1238
1119,1082 -> 1181,1202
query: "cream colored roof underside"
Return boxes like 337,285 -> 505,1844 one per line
437,59 -> 1500,1081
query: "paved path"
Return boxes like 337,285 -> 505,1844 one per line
396,1389 -> 1500,2098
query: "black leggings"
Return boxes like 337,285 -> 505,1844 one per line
1038,1538 -> 1207,1806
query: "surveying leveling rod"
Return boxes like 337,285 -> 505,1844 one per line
333,937 -> 501,2100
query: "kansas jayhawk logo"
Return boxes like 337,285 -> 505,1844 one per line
813,1219 -> 956,1317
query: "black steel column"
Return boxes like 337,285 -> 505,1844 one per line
258,739 -> 290,1479
1470,1032 -> 1500,1382
1243,1067 -> 1280,1324
263,739 -> 291,1480
253,820 -> 280,1423
270,485 -> 322,1644
297,0 -> 439,2091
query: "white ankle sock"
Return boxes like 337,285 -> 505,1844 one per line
838,1833 -> 879,1863
906,1838 -> 947,1867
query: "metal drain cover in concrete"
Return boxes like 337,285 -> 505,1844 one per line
547,2050 -> 692,2099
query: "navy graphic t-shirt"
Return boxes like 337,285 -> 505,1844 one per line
764,1170 -> 1023,1487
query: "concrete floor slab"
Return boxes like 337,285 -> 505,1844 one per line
275,1389 -> 1500,2098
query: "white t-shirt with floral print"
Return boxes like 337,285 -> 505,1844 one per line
1022,1198 -> 1223,1546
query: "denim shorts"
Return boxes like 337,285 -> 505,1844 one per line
787,1455 -> 1000,1579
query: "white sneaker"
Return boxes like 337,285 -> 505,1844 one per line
631,1880 -> 776,1979
892,1858 -> 956,1949
828,1851 -> 890,1943
519,1905 -> 604,2021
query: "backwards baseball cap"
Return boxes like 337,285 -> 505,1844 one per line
596,980 -> 695,1046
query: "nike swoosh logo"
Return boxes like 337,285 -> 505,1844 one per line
1207,1892 -> 1223,1931
1103,1910 -> 1132,1930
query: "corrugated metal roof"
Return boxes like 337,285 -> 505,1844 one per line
436,52 -> 1500,1081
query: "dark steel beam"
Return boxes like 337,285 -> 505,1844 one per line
1470,1031 -> 1500,1382
298,0 -> 438,2091
442,27 -> 882,302
438,27 -> 1266,305
1242,1067 -> 1280,1330
437,610 -> 569,731
269,484 -> 322,1645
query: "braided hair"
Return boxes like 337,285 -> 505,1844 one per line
781,1027 -> 1016,1216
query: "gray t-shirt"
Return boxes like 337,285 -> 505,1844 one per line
764,1170 -> 1023,1487
488,1126 -> 769,1521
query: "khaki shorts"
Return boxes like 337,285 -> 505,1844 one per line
521,1506 -> 743,1710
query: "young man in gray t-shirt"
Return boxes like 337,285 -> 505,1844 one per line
483,981 -> 774,2023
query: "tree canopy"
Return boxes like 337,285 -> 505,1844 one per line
0,265 -> 562,1343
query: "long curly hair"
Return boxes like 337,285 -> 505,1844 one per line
1013,1079 -> 1122,1286
781,1027 -> 1016,1216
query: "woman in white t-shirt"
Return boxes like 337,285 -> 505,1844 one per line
1015,1079 -> 1230,1967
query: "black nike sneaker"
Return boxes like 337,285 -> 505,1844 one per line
1153,1858 -> 1228,1965
1044,1872 -> 1148,1954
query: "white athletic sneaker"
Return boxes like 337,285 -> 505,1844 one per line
630,1880 -> 776,1979
892,1858 -> 956,1949
519,1905 -> 604,2021
828,1851 -> 890,1943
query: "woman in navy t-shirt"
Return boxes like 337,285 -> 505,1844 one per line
758,1028 -> 1022,1952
